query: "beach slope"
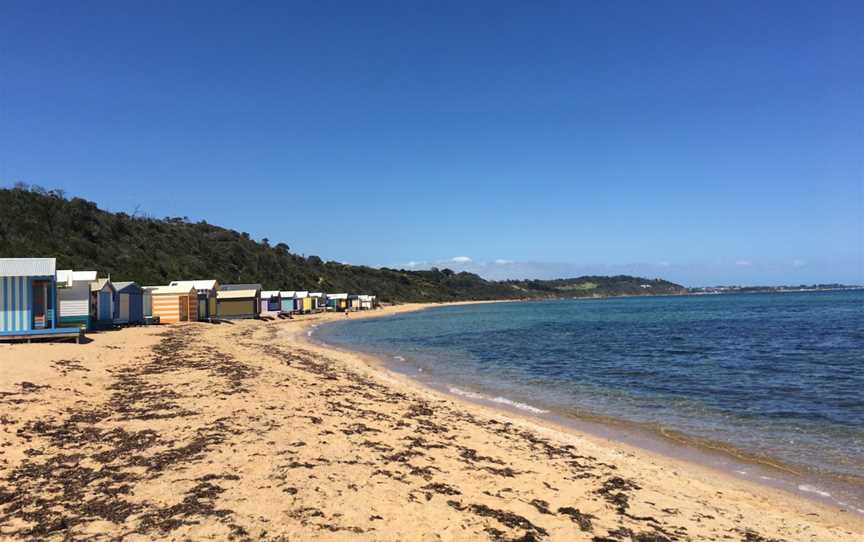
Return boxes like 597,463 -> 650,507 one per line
1,305 -> 861,541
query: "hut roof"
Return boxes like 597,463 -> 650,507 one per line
90,278 -> 115,292
261,290 -> 281,299
0,258 -> 56,277
57,270 -> 97,285
221,284 -> 262,291
114,281 -> 142,293
294,291 -> 309,298
147,285 -> 196,295
217,289 -> 259,300
327,293 -> 348,299
169,280 -> 218,290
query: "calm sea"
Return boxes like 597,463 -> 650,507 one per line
314,290 -> 864,511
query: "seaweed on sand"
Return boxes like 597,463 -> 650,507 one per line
0,326 -> 252,538
448,500 -> 548,540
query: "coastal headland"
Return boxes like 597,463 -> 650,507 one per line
1,304 -> 861,541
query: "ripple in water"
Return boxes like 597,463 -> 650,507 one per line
316,290 -> 864,509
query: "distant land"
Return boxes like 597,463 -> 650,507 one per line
7,185 -> 854,302
689,284 -> 862,294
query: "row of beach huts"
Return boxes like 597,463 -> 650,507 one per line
0,258 -> 378,343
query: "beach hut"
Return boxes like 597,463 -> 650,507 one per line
348,294 -> 362,311
169,280 -> 219,321
217,284 -> 261,319
56,269 -> 97,330
280,291 -> 295,314
326,293 -> 348,311
143,288 -> 153,318
260,291 -> 282,317
294,291 -> 310,313
0,258 -> 81,342
113,282 -> 145,325
309,292 -> 323,312
145,285 -> 197,323
90,278 -> 117,328
358,294 -> 376,310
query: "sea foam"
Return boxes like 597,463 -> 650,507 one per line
798,484 -> 831,498
448,387 -> 549,414
491,396 -> 550,414
449,387 -> 485,400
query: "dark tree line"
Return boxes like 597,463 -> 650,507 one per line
0,185 -> 686,302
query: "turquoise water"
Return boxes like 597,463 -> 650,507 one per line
315,290 -> 864,508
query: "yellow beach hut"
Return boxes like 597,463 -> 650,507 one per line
216,284 -> 261,319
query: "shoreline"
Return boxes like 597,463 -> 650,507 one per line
300,302 -> 864,518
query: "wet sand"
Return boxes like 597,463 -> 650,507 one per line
1,304 -> 862,541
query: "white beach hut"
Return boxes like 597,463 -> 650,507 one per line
56,270 -> 97,330
260,290 -> 282,317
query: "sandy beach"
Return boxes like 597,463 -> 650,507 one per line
1,304 -> 862,541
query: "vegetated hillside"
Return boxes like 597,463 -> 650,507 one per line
505,276 -> 687,297
0,185 -> 687,302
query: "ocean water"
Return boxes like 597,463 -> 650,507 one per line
314,290 -> 864,509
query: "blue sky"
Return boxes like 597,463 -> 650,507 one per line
1,1 -> 861,286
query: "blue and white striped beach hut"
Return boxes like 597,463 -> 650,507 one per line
0,258 -> 81,342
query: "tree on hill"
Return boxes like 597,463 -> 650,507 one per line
0,185 -> 687,302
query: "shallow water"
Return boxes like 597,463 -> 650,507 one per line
315,290 -> 864,510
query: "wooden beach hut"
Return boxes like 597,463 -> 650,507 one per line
216,284 -> 261,319
309,292 -> 323,312
326,293 -> 348,311
143,288 -> 153,319
56,269 -> 97,330
145,285 -> 197,323
260,291 -> 282,317
358,294 -> 376,310
90,278 -> 117,328
169,280 -> 219,321
280,291 -> 295,314
113,282 -> 145,325
0,258 -> 81,342
294,291 -> 310,314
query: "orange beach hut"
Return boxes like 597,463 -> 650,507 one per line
144,285 -> 197,323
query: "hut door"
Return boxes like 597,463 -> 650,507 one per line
99,291 -> 112,322
32,281 -> 48,329
119,295 -> 130,322
179,296 -> 189,322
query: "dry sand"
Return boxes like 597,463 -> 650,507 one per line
1,303 -> 862,541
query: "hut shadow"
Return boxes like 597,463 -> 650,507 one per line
206,319 -> 235,325
86,327 -> 122,334
0,333 -> 94,345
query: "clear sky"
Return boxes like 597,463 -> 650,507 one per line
1,1 -> 862,286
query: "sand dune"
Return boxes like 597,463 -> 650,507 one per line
1,305 -> 861,541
